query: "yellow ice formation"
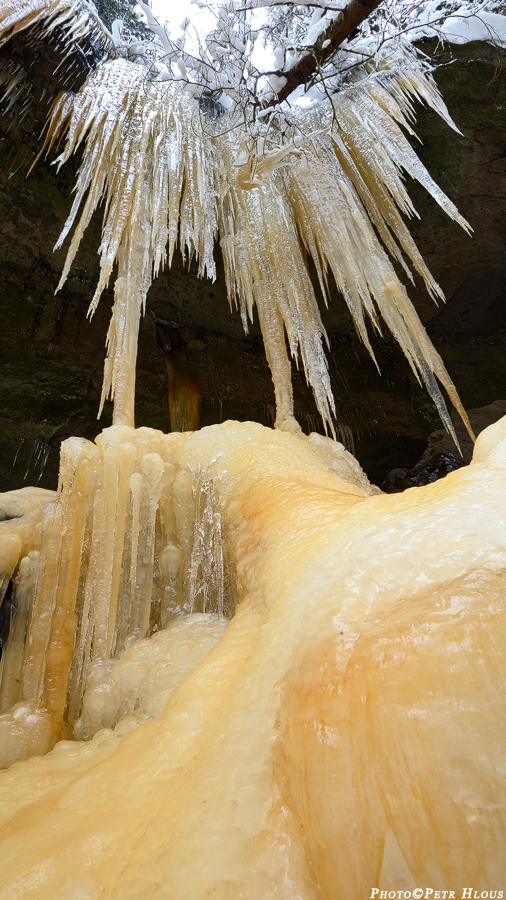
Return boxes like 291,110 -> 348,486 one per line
0,422 -> 375,763
1,2 -> 504,897
0,418 -> 506,897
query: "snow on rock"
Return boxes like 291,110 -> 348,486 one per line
439,11 -> 506,48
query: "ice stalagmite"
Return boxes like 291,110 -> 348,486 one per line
0,420 -> 505,898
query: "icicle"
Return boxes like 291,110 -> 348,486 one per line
18,501 -> 63,702
277,68 -> 475,442
0,535 -> 21,610
0,553 -> 38,713
48,60 -> 217,427
159,541 -> 185,626
0,61 -> 32,114
17,29 -> 472,442
87,427 -> 137,662
0,0 -> 112,57
216,134 -> 336,434
171,467 -> 197,611
128,451 -> 165,641
0,423 -> 246,754
189,470 -> 225,616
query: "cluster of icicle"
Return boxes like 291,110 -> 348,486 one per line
0,0 -> 111,54
0,0 -> 112,125
0,423 -> 242,763
0,417 -> 373,765
12,0 -> 471,441
0,60 -> 32,116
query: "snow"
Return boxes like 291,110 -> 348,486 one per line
268,73 -> 288,92
411,7 -> 506,49
302,10 -> 338,47
439,11 -> 506,48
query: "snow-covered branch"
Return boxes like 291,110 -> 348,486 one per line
237,0 -> 346,8
265,0 -> 384,105
111,0 -> 505,177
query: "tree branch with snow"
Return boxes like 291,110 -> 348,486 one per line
263,0 -> 384,105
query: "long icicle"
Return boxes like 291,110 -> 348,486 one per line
30,30 -> 474,441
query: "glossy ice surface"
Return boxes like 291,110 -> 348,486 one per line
0,418 -> 505,898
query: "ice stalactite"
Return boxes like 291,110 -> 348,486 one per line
214,49 -> 475,439
40,60 -> 217,426
281,56 -> 474,442
0,60 -> 32,116
217,138 -> 335,433
0,0 -> 112,56
29,41 -> 473,439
